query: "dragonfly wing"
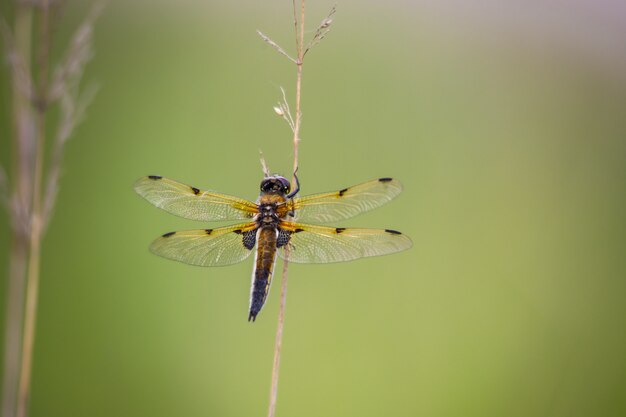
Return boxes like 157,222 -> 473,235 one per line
149,222 -> 258,266
287,178 -> 403,223
276,221 -> 412,264
134,176 -> 258,221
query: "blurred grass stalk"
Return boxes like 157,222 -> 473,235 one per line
0,2 -> 103,416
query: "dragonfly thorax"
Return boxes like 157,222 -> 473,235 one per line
257,203 -> 281,225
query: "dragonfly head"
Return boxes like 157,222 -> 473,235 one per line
260,176 -> 291,195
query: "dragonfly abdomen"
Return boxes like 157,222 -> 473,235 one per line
248,226 -> 278,321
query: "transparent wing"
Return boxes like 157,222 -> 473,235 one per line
149,223 -> 258,266
277,221 -> 412,264
134,176 -> 258,221
286,178 -> 403,223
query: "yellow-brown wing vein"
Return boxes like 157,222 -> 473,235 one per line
149,222 -> 258,266
134,176 -> 258,221
277,221 -> 412,264
284,178 -> 403,223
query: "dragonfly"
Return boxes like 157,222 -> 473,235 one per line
134,173 -> 412,321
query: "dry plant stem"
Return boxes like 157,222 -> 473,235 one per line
267,252 -> 290,417
256,31 -> 296,64
267,2 -> 305,417
16,224 -> 41,417
2,239 -> 27,417
16,2 -> 51,416
259,150 -> 271,178
2,5 -> 33,417
1,3 -> 100,416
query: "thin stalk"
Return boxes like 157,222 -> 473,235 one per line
16,1 -> 51,416
16,220 -> 41,417
2,4 -> 33,417
2,237 -> 27,417
267,2 -> 305,416
267,253 -> 290,417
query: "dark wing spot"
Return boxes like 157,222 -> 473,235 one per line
148,175 -> 162,180
191,186 -> 200,195
205,229 -> 213,235
335,227 -> 346,234
242,229 -> 258,250
385,229 -> 402,235
276,229 -> 291,248
162,231 -> 176,238
233,229 -> 243,234
379,177 -> 393,183
338,188 -> 348,197
294,228 -> 304,233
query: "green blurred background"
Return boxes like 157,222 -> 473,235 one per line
1,0 -> 626,416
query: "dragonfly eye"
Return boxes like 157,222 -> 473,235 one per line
260,176 -> 291,194
275,176 -> 291,193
